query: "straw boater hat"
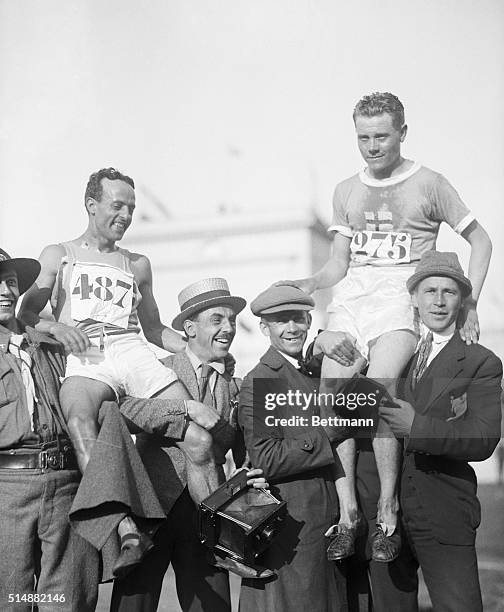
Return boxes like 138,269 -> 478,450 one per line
0,248 -> 40,295
172,278 -> 246,331
406,251 -> 472,297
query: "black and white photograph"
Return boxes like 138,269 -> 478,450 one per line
0,1 -> 503,611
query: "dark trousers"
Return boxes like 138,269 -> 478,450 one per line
0,468 -> 99,612
401,478 -> 482,612
349,449 -> 419,612
111,488 -> 231,612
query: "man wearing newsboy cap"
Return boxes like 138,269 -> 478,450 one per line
113,278 -> 272,612
379,251 -> 502,612
238,284 -> 347,612
0,249 -> 99,611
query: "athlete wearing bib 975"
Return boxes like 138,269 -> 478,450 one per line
20,168 -> 229,577
276,93 -> 492,582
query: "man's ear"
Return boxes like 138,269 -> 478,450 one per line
85,197 -> 97,216
259,320 -> 271,338
411,290 -> 418,309
307,312 -> 312,329
183,319 -> 197,339
400,123 -> 408,142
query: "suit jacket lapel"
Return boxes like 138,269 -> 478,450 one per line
173,352 -> 199,399
413,334 -> 465,411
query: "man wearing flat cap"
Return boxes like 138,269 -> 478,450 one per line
113,278 -> 270,612
0,249 -> 99,611
238,285 -> 346,612
379,251 -> 502,612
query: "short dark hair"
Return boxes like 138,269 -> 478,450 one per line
84,168 -> 135,205
353,92 -> 405,130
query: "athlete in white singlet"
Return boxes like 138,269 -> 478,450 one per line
277,92 -> 492,563
20,168 -> 227,573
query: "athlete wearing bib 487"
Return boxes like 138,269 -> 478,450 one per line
276,93 -> 492,593
20,168 -> 229,577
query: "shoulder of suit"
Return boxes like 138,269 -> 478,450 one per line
463,340 -> 502,371
160,353 -> 178,368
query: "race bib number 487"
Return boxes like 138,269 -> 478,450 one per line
350,230 -> 412,265
70,262 -> 135,328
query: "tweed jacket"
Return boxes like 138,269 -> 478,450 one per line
126,351 -> 243,514
399,332 -> 503,545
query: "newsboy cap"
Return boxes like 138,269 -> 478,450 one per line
0,248 -> 40,295
406,251 -> 472,297
251,285 -> 315,316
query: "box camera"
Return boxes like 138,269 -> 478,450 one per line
199,469 -> 287,568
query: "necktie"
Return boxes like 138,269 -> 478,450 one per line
199,363 -> 214,407
8,335 -> 37,428
412,332 -> 433,389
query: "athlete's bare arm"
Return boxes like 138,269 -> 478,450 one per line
19,244 -> 91,354
133,254 -> 186,352
459,220 -> 492,344
276,232 -> 352,294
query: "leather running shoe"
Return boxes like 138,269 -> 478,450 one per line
371,525 -> 401,563
113,532 -> 155,579
326,524 -> 359,561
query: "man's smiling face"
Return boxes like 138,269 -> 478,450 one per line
260,310 -> 311,358
0,270 -> 19,329
184,305 -> 237,362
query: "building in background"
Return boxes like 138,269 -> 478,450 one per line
124,208 -> 333,377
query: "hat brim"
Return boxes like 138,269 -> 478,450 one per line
0,258 -> 41,295
172,296 -> 247,331
258,302 -> 314,316
407,270 -> 472,297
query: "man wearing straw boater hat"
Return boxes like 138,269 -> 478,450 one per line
113,278 -> 272,612
0,249 -> 99,611
379,251 -> 502,612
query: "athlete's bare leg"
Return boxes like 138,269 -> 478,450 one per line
151,381 -> 224,504
60,377 -> 144,544
60,377 -> 115,472
367,330 -> 417,534
319,355 -> 366,528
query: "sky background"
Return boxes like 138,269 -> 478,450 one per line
1,0 -> 503,343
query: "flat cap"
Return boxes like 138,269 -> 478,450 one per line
250,285 -> 315,316
406,251 -> 472,297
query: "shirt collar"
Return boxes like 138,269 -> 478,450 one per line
185,345 -> 225,375
419,322 -> 455,345
277,350 -> 302,369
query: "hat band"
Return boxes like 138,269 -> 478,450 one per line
180,289 -> 232,311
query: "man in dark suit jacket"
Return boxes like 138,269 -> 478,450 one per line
112,277 -> 270,612
379,251 -> 503,612
238,285 -> 347,612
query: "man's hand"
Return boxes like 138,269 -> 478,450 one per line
273,277 -> 317,295
314,331 -> 360,367
458,298 -> 480,345
224,353 -> 236,376
49,322 -> 91,355
186,400 -> 220,430
379,397 -> 415,437
238,467 -> 269,489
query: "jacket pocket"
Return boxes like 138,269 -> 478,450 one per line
0,361 -> 15,406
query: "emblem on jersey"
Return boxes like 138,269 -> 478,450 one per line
352,210 -> 411,265
364,210 -> 393,232
70,262 -> 135,328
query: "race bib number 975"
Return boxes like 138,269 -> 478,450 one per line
70,262 -> 135,328
350,230 -> 412,265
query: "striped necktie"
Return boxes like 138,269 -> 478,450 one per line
8,334 -> 37,427
199,363 -> 214,407
412,332 -> 433,390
